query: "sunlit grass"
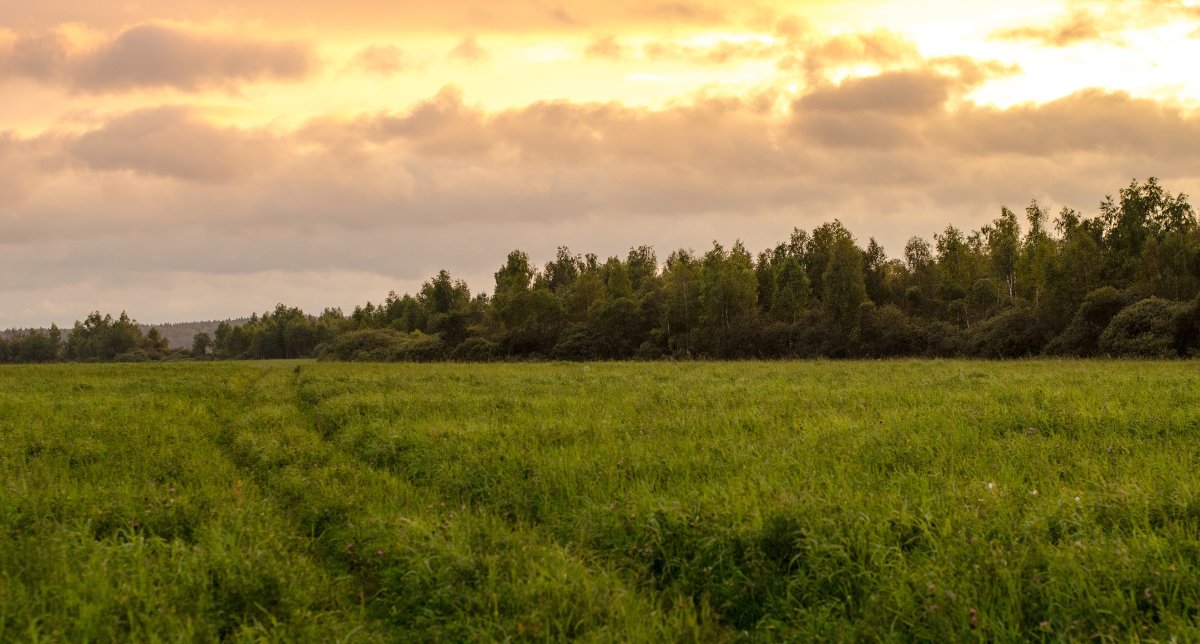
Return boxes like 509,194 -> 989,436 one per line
2,360 -> 1198,640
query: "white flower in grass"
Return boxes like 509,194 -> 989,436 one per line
987,482 -> 995,491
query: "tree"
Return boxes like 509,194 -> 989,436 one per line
987,207 -> 1021,300
625,245 -> 658,293
770,256 -> 811,324
863,238 -> 889,305
145,328 -> 169,355
192,332 -> 212,357
823,233 -> 868,328
543,247 -> 584,295
661,249 -> 701,355
934,225 -> 972,303
697,241 -> 758,356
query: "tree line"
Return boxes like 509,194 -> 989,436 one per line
3,178 -> 1198,364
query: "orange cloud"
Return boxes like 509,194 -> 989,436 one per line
992,11 -> 1109,47
448,37 -> 490,64
70,106 -> 282,181
0,23 -> 315,92
992,0 -> 1200,47
345,45 -> 409,76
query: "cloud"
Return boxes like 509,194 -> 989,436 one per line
345,44 -> 409,75
0,0 -> 767,34
776,29 -> 923,85
941,89 -> 1200,158
583,33 -> 785,64
0,22 -> 316,92
3,52 -> 1199,327
70,106 -> 281,182
992,0 -> 1200,47
799,70 -> 959,115
992,11 -> 1108,47
584,35 -> 631,60
448,36 -> 490,63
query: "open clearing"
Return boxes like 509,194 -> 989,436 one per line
2,361 -> 1199,640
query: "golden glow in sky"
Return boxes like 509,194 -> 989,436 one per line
1,0 -> 1198,326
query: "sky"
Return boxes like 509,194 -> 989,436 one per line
2,0 -> 1199,328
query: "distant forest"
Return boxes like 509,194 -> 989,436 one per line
3,178 -> 1199,363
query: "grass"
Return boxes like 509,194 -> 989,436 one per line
1,360 -> 1199,641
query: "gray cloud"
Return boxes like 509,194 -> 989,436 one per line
0,23 -> 316,92
3,58 -> 1199,327
70,106 -> 282,182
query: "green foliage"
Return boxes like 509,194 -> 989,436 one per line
969,305 -> 1050,358
1,327 -> 61,363
4,361 -> 1200,640
325,329 -> 446,362
1045,287 -> 1130,356
191,332 -> 212,357
823,230 -> 868,327
66,312 -> 143,361
22,179 -> 1200,363
1098,297 -> 1187,358
697,241 -> 758,356
450,337 -> 499,362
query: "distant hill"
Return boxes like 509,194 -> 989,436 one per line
141,319 -> 249,349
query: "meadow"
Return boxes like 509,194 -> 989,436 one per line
1,360 -> 1198,641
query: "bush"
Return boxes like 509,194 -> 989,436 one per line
1098,297 -> 1186,357
326,329 -> 446,362
1044,287 -> 1129,356
969,305 -> 1050,358
1175,295 -> 1200,356
551,328 -> 601,361
113,349 -> 151,362
858,305 -> 925,357
450,337 -> 499,362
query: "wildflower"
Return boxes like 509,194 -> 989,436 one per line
1074,496 -> 1081,503
1030,489 -> 1039,496
1107,445 -> 1113,453
1028,427 -> 1036,435
969,607 -> 978,628
168,487 -> 176,494
375,550 -> 384,558
1040,620 -> 1051,630
987,482 -> 995,491
346,543 -> 355,553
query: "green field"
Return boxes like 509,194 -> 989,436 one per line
2,361 -> 1199,641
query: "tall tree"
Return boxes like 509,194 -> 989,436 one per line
823,234 -> 868,327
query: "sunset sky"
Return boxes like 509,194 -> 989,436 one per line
2,0 -> 1199,328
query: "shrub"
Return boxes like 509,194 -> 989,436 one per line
1098,297 -> 1186,357
969,305 -> 1050,358
551,328 -> 601,361
1175,294 -> 1200,356
858,305 -> 925,357
450,337 -> 499,362
327,329 -> 446,362
1044,287 -> 1129,356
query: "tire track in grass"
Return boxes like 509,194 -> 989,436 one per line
0,363 -> 376,641
212,364 -> 698,641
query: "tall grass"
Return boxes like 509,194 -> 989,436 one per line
2,361 -> 1198,640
